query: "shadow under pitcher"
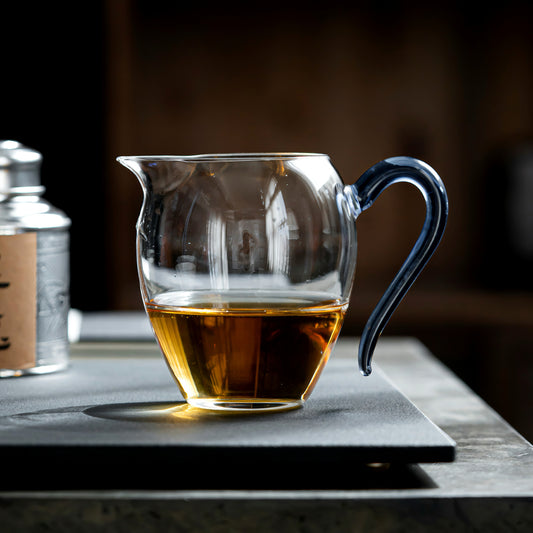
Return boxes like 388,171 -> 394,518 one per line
118,153 -> 448,412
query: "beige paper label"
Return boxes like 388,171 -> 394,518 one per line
0,233 -> 37,369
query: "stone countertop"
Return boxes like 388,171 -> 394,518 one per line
1,337 -> 532,532
367,338 -> 533,499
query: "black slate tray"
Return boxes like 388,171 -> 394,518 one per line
0,351 -> 455,490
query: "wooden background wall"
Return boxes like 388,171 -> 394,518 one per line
2,0 -> 532,439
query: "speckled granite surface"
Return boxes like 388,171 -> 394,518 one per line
0,337 -> 531,532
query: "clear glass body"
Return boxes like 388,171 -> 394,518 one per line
118,153 -> 447,411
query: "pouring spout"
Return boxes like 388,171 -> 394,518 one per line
117,155 -> 198,194
116,156 -> 149,190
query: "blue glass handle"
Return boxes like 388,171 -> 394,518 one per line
350,157 -> 448,375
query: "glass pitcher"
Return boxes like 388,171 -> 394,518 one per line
118,153 -> 447,412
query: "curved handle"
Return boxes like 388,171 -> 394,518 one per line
350,156 -> 448,376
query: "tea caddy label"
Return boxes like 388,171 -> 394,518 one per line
0,233 -> 37,369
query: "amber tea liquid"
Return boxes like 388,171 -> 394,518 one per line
146,292 -> 347,411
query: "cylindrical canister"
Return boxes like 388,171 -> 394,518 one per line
0,140 -> 71,377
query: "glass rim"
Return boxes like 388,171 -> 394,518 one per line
117,152 -> 329,163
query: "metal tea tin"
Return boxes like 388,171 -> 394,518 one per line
0,140 -> 71,376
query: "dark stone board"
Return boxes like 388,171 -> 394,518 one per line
0,353 -> 454,490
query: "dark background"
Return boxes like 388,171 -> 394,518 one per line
1,1 -> 532,440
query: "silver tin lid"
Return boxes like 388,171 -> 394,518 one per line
0,140 -> 45,194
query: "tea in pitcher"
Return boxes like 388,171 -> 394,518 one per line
146,291 -> 347,411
